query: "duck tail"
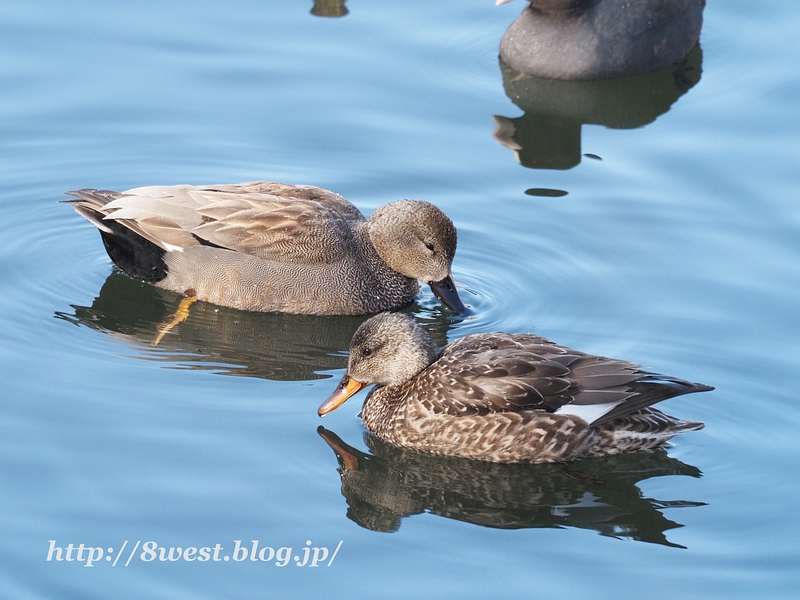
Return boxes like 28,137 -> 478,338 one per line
592,376 -> 713,427
667,418 -> 705,435
65,189 -> 168,283
583,408 -> 704,458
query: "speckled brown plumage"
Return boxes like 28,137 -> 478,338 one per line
319,313 -> 712,463
65,181 -> 465,315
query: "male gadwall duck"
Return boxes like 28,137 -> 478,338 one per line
67,182 -> 466,316
497,0 -> 705,80
318,313 -> 712,463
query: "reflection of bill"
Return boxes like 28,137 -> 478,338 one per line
319,427 -> 705,548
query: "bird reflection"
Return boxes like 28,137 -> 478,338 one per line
493,44 -> 702,171
319,427 -> 705,548
311,0 -> 348,18
55,270 -> 457,381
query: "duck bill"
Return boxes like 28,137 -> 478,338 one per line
429,274 -> 467,314
318,374 -> 367,416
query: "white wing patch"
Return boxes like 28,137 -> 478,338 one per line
554,401 -> 623,425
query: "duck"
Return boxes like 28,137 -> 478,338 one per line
318,312 -> 712,463
66,182 -> 466,316
497,0 -> 705,81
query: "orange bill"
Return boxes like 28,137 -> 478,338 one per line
318,374 -> 367,416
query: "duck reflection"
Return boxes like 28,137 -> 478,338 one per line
319,427 -> 705,548
56,271 -> 456,381
493,44 -> 702,171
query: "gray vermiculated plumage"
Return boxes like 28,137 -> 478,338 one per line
326,313 -> 712,463
65,181 -> 464,315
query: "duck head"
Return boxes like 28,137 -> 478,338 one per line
318,313 -> 439,415
368,200 -> 467,314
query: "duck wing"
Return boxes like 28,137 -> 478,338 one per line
417,333 -> 711,425
67,181 -> 365,264
415,333 -> 577,416
545,350 -> 712,426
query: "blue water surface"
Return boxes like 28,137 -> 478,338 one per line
1,1 -> 799,598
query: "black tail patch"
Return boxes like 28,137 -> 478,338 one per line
66,193 -> 169,284
98,220 -> 168,283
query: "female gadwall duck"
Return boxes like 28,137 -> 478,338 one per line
318,313 -> 712,463
498,0 -> 705,80
67,182 -> 466,315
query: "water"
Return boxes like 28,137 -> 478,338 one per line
2,0 -> 799,597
